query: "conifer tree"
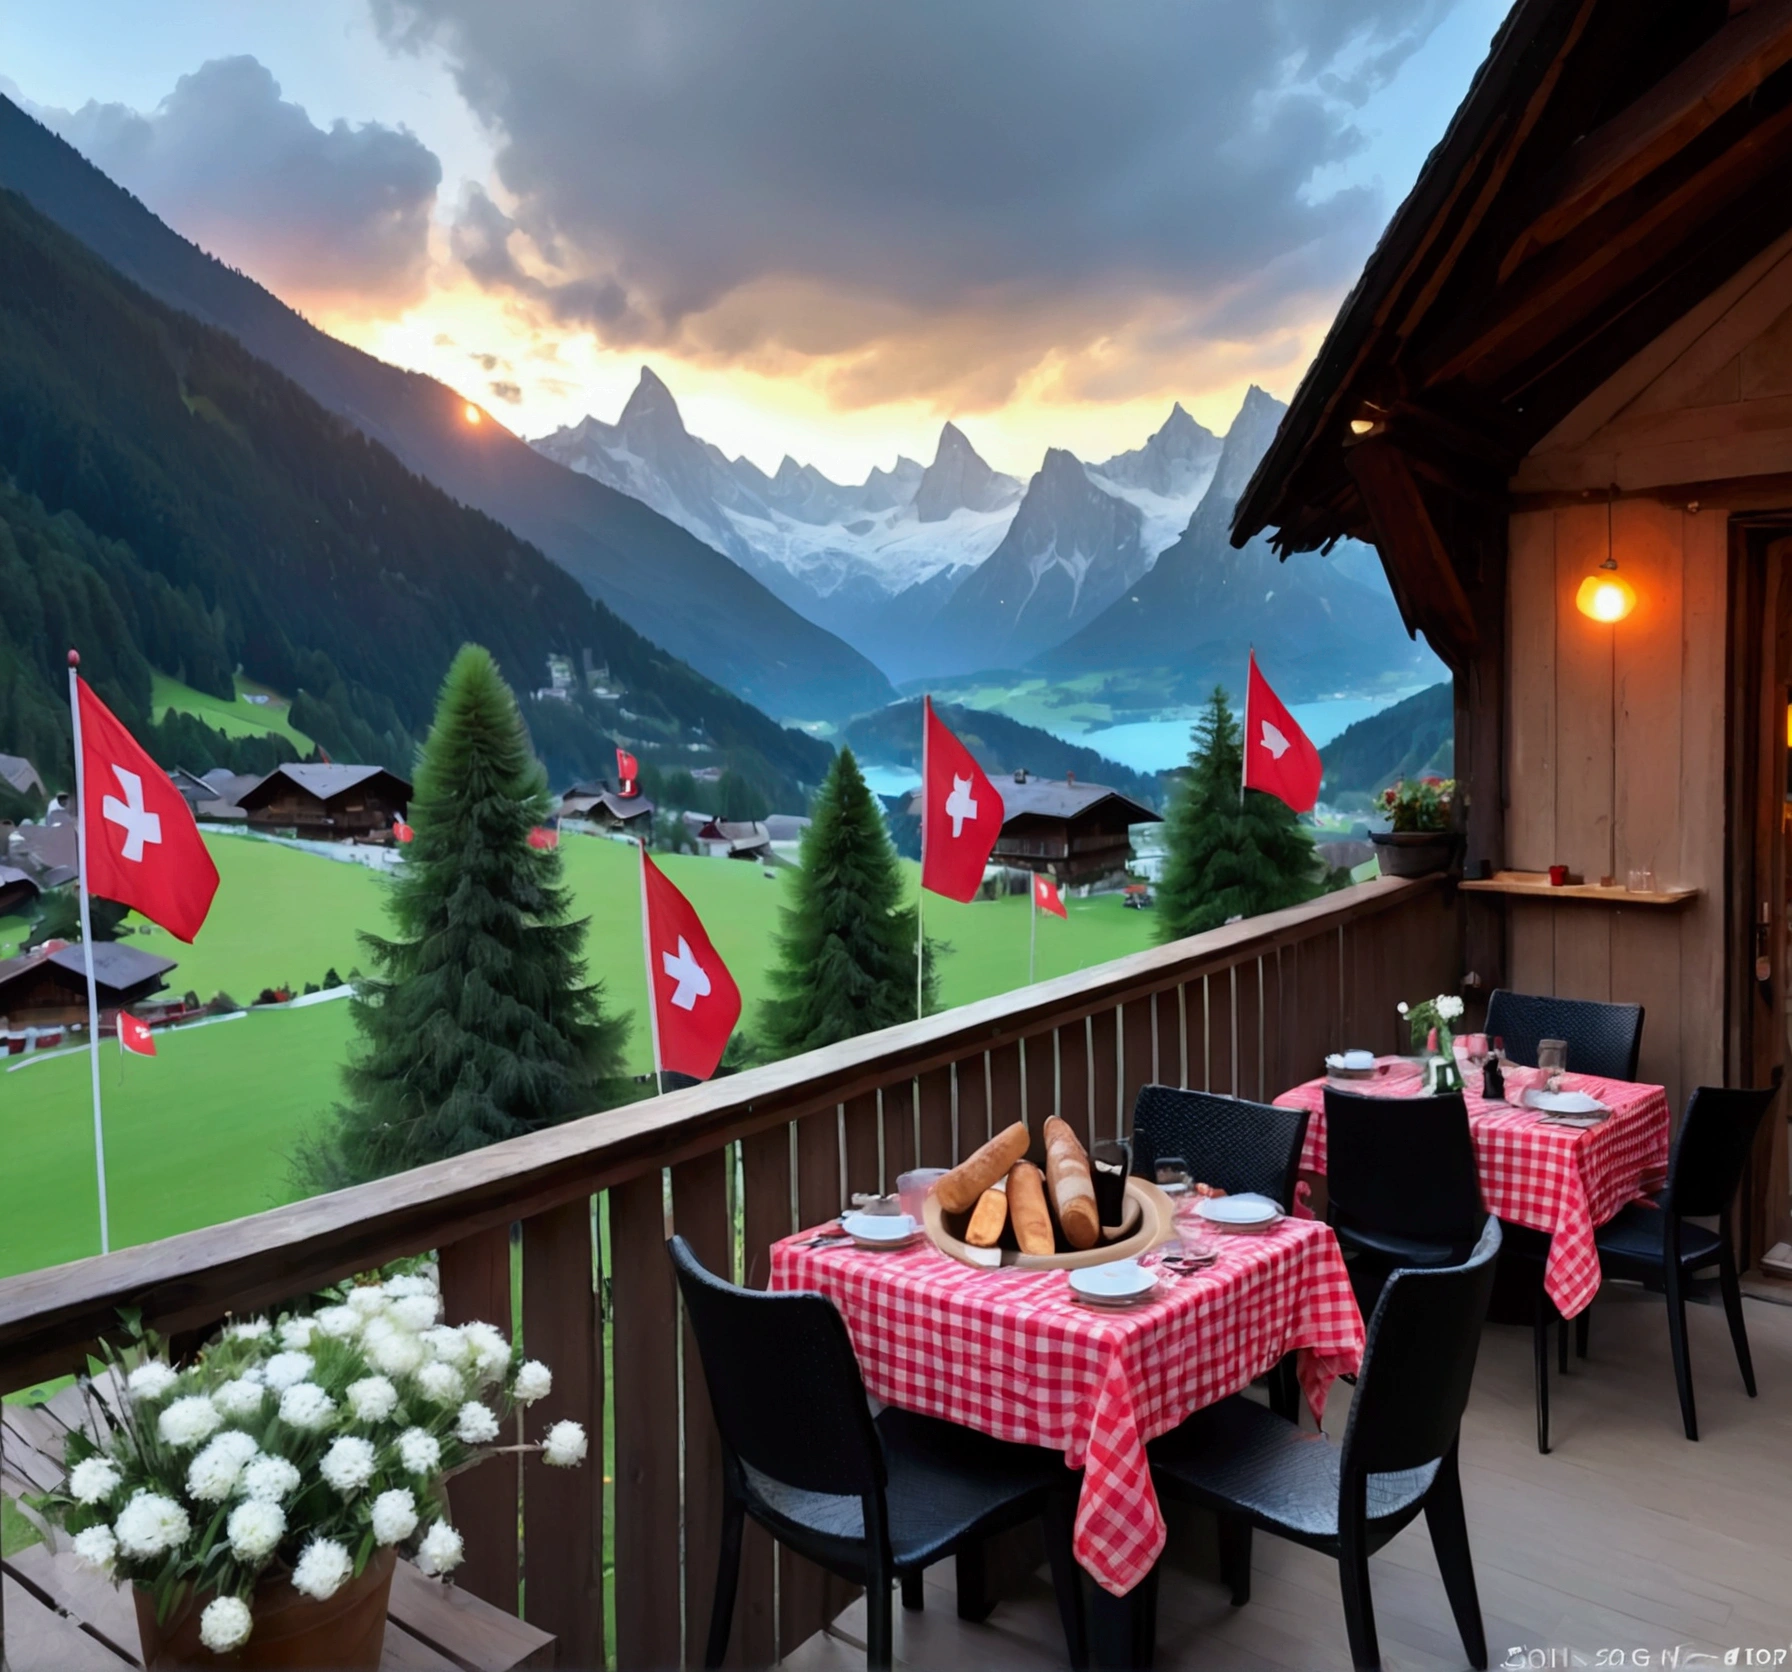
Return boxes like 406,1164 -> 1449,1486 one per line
1155,686 -> 1322,943
761,747 -> 936,1056
297,645 -> 629,1189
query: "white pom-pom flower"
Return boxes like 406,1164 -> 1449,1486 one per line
240,1454 -> 302,1503
461,1323 -> 510,1386
68,1456 -> 122,1504
391,1293 -> 441,1332
291,1537 -> 352,1601
370,1487 -> 418,1546
421,1325 -> 469,1365
1438,994 -> 1465,1020
396,1428 -> 441,1476
1396,1000 -> 1410,1015
278,1316 -> 316,1350
199,1595 -> 254,1654
346,1376 -> 399,1423
186,1432 -> 259,1502
319,1436 -> 377,1498
414,1361 -> 464,1406
277,1383 -> 337,1432
214,1377 -> 266,1419
158,1396 -> 222,1450
382,1273 -> 438,1299
71,1525 -> 118,1573
415,1521 -> 465,1576
541,1421 -> 588,1469
114,1490 -> 191,1558
227,1498 -> 285,1561
126,1361 -> 179,1402
262,1351 -> 314,1392
313,1304 -> 361,1340
455,1401 -> 500,1445
346,1286 -> 389,1318
226,1318 -> 272,1342
361,1320 -> 425,1378
512,1361 -> 552,1406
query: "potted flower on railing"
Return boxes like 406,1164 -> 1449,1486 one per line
26,1266 -> 587,1669
1370,776 -> 1459,877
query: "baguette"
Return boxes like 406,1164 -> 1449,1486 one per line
963,1185 -> 1009,1248
1042,1117 -> 1100,1250
935,1121 -> 1031,1215
1005,1162 -> 1055,1255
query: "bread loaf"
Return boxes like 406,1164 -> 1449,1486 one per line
935,1121 -> 1031,1214
963,1185 -> 1009,1247
1005,1162 -> 1055,1255
1042,1117 -> 1100,1250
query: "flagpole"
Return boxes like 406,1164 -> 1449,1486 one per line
1240,648 -> 1251,813
916,696 -> 928,1021
637,838 -> 664,1096
67,651 -> 111,1256
1029,875 -> 1037,986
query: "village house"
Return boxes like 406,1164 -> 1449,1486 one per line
167,766 -> 253,822
0,753 -> 44,802
683,813 -> 774,861
234,763 -> 412,843
556,778 -> 655,835
0,940 -> 175,1031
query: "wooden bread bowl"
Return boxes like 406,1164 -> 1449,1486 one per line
924,1176 -> 1175,1270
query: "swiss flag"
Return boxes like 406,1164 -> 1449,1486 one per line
640,849 -> 740,1080
77,676 -> 219,944
1242,652 -> 1322,814
528,824 -> 559,851
920,697 -> 1003,902
1033,874 -> 1067,919
117,1012 -> 156,1057
392,818 -> 415,844
616,747 -> 640,796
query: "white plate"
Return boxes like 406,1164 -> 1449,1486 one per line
1522,1089 -> 1607,1117
1195,1194 -> 1282,1228
1327,1050 -> 1376,1072
1068,1259 -> 1156,1301
841,1211 -> 918,1244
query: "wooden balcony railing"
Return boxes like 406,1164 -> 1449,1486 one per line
0,875 -> 1456,1670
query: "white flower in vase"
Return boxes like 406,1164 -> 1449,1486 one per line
187,1432 -> 259,1501
320,1436 -> 378,1497
291,1537 -> 353,1601
279,1315 -> 317,1350
414,1360 -> 464,1405
415,1521 -> 465,1576
455,1401 -> 500,1444
277,1383 -> 337,1432
512,1361 -> 552,1406
390,1293 -> 441,1332
68,1456 -> 122,1504
461,1323 -> 511,1386
541,1421 -> 588,1468
362,1319 -> 425,1377
240,1454 -> 302,1503
370,1488 -> 418,1546
126,1361 -> 178,1402
214,1377 -> 267,1419
262,1351 -> 314,1392
396,1428 -> 442,1476
225,1318 -> 272,1343
227,1498 -> 285,1561
199,1595 -> 254,1654
313,1304 -> 361,1340
71,1525 -> 118,1573
346,1375 -> 400,1422
346,1285 -> 390,1319
157,1396 -> 221,1449
114,1491 -> 190,1558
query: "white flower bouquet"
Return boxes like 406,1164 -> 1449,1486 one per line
30,1265 -> 585,1658
1397,993 -> 1467,1091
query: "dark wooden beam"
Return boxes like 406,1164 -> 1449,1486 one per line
1502,0 -> 1792,277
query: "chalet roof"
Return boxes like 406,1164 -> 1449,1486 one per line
0,754 -> 43,797
1230,0 -> 1792,658
562,787 -> 653,821
237,764 -> 412,809
0,864 -> 39,900
199,769 -> 263,808
168,767 -> 213,800
9,820 -> 76,878
903,775 -> 1160,826
0,940 -> 177,1000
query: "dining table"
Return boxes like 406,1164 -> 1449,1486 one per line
1273,1050 -> 1671,1317
768,1212 -> 1364,1603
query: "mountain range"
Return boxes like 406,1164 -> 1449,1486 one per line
0,95 -> 892,726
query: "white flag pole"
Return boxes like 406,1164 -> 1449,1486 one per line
916,697 -> 929,1020
1240,649 -> 1252,813
638,838 -> 664,1096
1029,874 -> 1038,986
67,651 -> 112,1256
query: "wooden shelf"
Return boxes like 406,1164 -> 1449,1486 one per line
1458,869 -> 1698,906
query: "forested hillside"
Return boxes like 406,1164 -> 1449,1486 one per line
0,188 -> 831,800
1319,681 -> 1453,798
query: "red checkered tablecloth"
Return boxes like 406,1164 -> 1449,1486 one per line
769,1216 -> 1363,1597
1275,1056 -> 1670,1317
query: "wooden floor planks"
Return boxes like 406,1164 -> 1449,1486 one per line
783,1283 -> 1792,1670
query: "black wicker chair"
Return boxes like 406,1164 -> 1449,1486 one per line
1589,1084 -> 1777,1441
1129,1084 -> 1310,1209
1323,1087 -> 1485,1318
1150,1217 -> 1502,1671
1484,989 -> 1644,1082
667,1235 -> 1087,1669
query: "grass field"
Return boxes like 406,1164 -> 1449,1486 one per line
151,672 -> 313,751
1,831 -> 1154,1282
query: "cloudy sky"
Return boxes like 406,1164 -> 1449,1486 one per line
3,0 -> 1508,480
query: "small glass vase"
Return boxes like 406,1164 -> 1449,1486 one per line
1427,1054 -> 1465,1095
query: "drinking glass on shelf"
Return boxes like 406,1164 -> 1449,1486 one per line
1626,868 -> 1656,894
1538,1038 -> 1568,1091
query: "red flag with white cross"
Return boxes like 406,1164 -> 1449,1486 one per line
1033,874 -> 1067,919
77,676 -> 219,943
1241,652 -> 1322,814
920,697 -> 1003,902
639,848 -> 740,1080
118,1013 -> 156,1057
616,747 -> 640,795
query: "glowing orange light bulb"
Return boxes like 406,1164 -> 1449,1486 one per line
464,403 -> 482,425
1575,572 -> 1635,622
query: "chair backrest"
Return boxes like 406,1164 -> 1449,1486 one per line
1129,1084 -> 1310,1208
1341,1215 -> 1502,1478
1665,1085 -> 1779,1219
1323,1087 -> 1484,1245
1484,989 -> 1643,1081
667,1235 -> 886,1500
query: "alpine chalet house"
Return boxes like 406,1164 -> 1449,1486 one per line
0,941 -> 175,1031
235,763 -> 412,843
556,778 -> 655,836
1233,0 -> 1792,1265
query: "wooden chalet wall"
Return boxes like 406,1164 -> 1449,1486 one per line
1501,228 -> 1792,1114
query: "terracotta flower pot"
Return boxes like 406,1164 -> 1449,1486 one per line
1370,830 -> 1459,878
134,1546 -> 396,1670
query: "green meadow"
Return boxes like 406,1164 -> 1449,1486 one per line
2,832 -> 1153,1280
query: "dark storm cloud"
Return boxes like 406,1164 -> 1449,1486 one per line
44,56 -> 441,305
374,0 -> 1456,404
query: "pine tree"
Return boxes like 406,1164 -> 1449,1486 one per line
1155,686 -> 1322,943
761,747 -> 936,1056
296,645 -> 629,1190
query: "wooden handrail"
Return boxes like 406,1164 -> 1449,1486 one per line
0,875 -> 1442,1389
